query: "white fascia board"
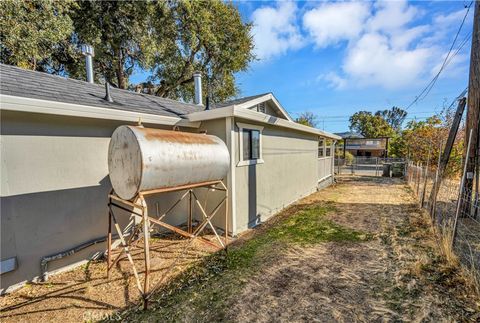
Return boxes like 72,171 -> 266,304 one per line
269,94 -> 293,122
233,93 -> 293,122
185,103 -> 340,140
0,95 -> 200,128
233,107 -> 341,140
186,105 -> 234,122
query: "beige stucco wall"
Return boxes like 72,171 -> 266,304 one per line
0,110 -> 229,292
0,107 -> 332,291
232,117 -> 331,233
195,118 -> 230,232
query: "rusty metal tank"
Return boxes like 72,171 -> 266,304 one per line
108,126 -> 230,200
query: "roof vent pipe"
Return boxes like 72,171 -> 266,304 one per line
80,44 -> 95,83
104,82 -> 113,102
193,71 -> 202,105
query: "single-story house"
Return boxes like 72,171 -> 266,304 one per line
0,64 -> 340,293
335,132 -> 389,158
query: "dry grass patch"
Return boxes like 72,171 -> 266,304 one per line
117,202 -> 369,322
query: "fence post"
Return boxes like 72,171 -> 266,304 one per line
452,129 -> 474,247
421,148 -> 432,208
416,162 -> 421,196
337,155 -> 340,175
408,161 -> 412,184
429,98 -> 467,212
430,140 -> 444,222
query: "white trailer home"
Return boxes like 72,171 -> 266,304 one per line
0,64 -> 340,292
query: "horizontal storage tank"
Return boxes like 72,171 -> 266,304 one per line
108,126 -> 230,200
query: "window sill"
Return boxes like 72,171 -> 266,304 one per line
237,159 -> 265,167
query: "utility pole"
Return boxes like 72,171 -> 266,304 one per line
462,0 -> 480,216
429,98 -> 466,215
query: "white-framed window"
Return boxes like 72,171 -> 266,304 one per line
318,138 -> 325,158
326,139 -> 332,157
237,122 -> 264,166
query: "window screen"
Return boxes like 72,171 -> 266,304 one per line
242,129 -> 261,160
326,139 -> 332,156
318,139 -> 324,158
242,130 -> 251,161
251,130 -> 260,159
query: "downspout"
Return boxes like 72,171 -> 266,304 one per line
332,140 -> 336,182
226,117 -> 237,236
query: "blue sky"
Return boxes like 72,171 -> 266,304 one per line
135,1 -> 475,133
235,0 -> 474,133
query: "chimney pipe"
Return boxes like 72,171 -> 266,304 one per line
193,71 -> 202,105
81,44 -> 94,83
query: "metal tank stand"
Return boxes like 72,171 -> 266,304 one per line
106,180 -> 229,309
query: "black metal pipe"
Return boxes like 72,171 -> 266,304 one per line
40,235 -> 117,282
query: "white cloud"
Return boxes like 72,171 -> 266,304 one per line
248,1 -> 471,90
343,33 -> 432,89
422,9 -> 469,47
306,0 -> 471,90
251,1 -> 304,60
367,0 -> 419,33
303,1 -> 370,48
317,72 -> 347,89
388,25 -> 430,50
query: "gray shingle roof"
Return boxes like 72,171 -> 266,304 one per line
212,93 -> 270,108
0,64 -> 203,118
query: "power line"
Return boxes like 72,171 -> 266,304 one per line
405,1 -> 473,110
291,88 -> 469,116
315,86 -> 468,126
317,116 -> 433,124
446,86 -> 469,110
316,111 -> 438,119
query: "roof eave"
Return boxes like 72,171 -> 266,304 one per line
232,93 -> 293,121
0,94 -> 200,128
186,105 -> 341,140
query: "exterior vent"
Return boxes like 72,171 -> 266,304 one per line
257,102 -> 266,113
80,44 -> 94,83
104,82 -> 113,102
193,72 -> 203,105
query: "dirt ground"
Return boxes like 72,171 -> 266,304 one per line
229,176 -> 479,322
1,176 -> 479,322
0,232 -> 219,322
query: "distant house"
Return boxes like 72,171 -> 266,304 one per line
335,132 -> 389,158
0,64 -> 340,292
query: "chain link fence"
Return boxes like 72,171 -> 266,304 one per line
335,155 -> 479,284
406,162 -> 480,285
335,157 -> 405,176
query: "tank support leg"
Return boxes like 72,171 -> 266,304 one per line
188,190 -> 193,234
141,196 -> 150,309
107,197 -> 112,279
222,181 -> 229,252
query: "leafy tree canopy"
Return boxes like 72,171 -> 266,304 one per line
349,111 -> 396,138
296,111 -> 318,127
0,0 -> 76,70
375,106 -> 407,131
0,0 -> 254,102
